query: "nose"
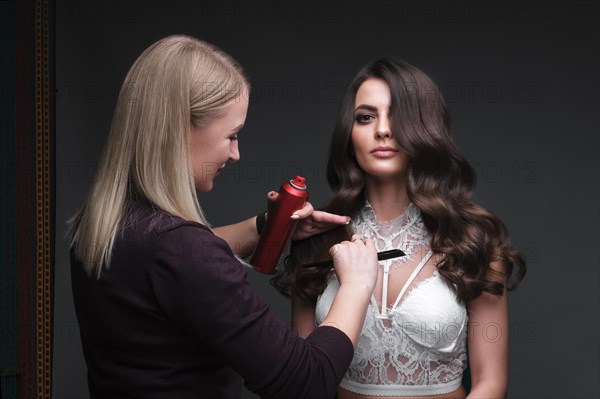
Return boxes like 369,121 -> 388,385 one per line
229,141 -> 240,163
375,116 -> 392,140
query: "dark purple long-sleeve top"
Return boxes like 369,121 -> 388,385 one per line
71,201 -> 353,398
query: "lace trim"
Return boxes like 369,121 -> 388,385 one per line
340,376 -> 463,397
353,201 -> 431,264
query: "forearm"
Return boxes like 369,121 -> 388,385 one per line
319,283 -> 371,347
213,216 -> 259,258
465,265 -> 509,399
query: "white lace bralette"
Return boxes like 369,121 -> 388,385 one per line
315,202 -> 468,396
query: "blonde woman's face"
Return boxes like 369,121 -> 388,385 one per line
351,78 -> 406,183
190,90 -> 249,192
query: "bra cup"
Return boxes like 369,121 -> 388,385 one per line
316,275 -> 380,350
315,275 -> 339,326
316,274 -> 467,354
392,275 -> 467,353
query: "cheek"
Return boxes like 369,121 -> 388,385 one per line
190,145 -> 205,172
351,128 -> 369,156
351,142 -> 369,171
189,133 -> 204,157
189,142 -> 217,183
350,128 -> 361,151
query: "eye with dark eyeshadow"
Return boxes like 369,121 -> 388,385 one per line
355,114 -> 375,124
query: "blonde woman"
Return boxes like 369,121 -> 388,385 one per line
70,35 -> 379,398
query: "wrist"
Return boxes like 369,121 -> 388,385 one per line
337,281 -> 373,299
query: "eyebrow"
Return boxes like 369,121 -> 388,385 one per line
232,124 -> 244,132
354,104 -> 378,113
354,104 -> 394,115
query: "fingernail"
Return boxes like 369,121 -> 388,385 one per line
268,191 -> 276,197
345,217 -> 351,224
290,214 -> 300,219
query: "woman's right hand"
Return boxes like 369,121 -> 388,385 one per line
330,234 -> 378,293
319,234 -> 378,346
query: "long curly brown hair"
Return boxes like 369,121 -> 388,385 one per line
271,58 -> 526,305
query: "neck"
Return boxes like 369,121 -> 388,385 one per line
365,177 -> 410,221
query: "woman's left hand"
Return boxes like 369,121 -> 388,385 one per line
266,191 -> 351,241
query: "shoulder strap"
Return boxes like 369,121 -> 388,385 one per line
390,250 -> 434,311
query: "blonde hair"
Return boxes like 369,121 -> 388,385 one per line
70,35 -> 248,278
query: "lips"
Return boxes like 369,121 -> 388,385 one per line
215,163 -> 227,176
371,146 -> 398,158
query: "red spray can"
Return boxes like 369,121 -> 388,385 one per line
251,176 -> 309,274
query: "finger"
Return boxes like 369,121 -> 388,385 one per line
291,201 -> 313,219
266,191 -> 278,214
310,210 -> 351,226
329,243 -> 340,256
267,191 -> 278,202
351,234 -> 366,244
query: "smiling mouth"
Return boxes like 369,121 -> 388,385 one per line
215,163 -> 227,175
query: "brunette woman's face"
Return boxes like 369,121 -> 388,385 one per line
351,78 -> 406,182
189,88 -> 248,192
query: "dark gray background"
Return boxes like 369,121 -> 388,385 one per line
53,1 -> 599,398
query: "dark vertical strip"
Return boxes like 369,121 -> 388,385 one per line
1,0 -> 54,397
1,1 -> 18,398
48,0 -> 56,397
16,0 -> 37,397
35,0 -> 53,397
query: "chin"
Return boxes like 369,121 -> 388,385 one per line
195,181 -> 214,193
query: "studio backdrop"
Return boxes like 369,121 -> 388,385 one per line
2,1 -> 598,399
